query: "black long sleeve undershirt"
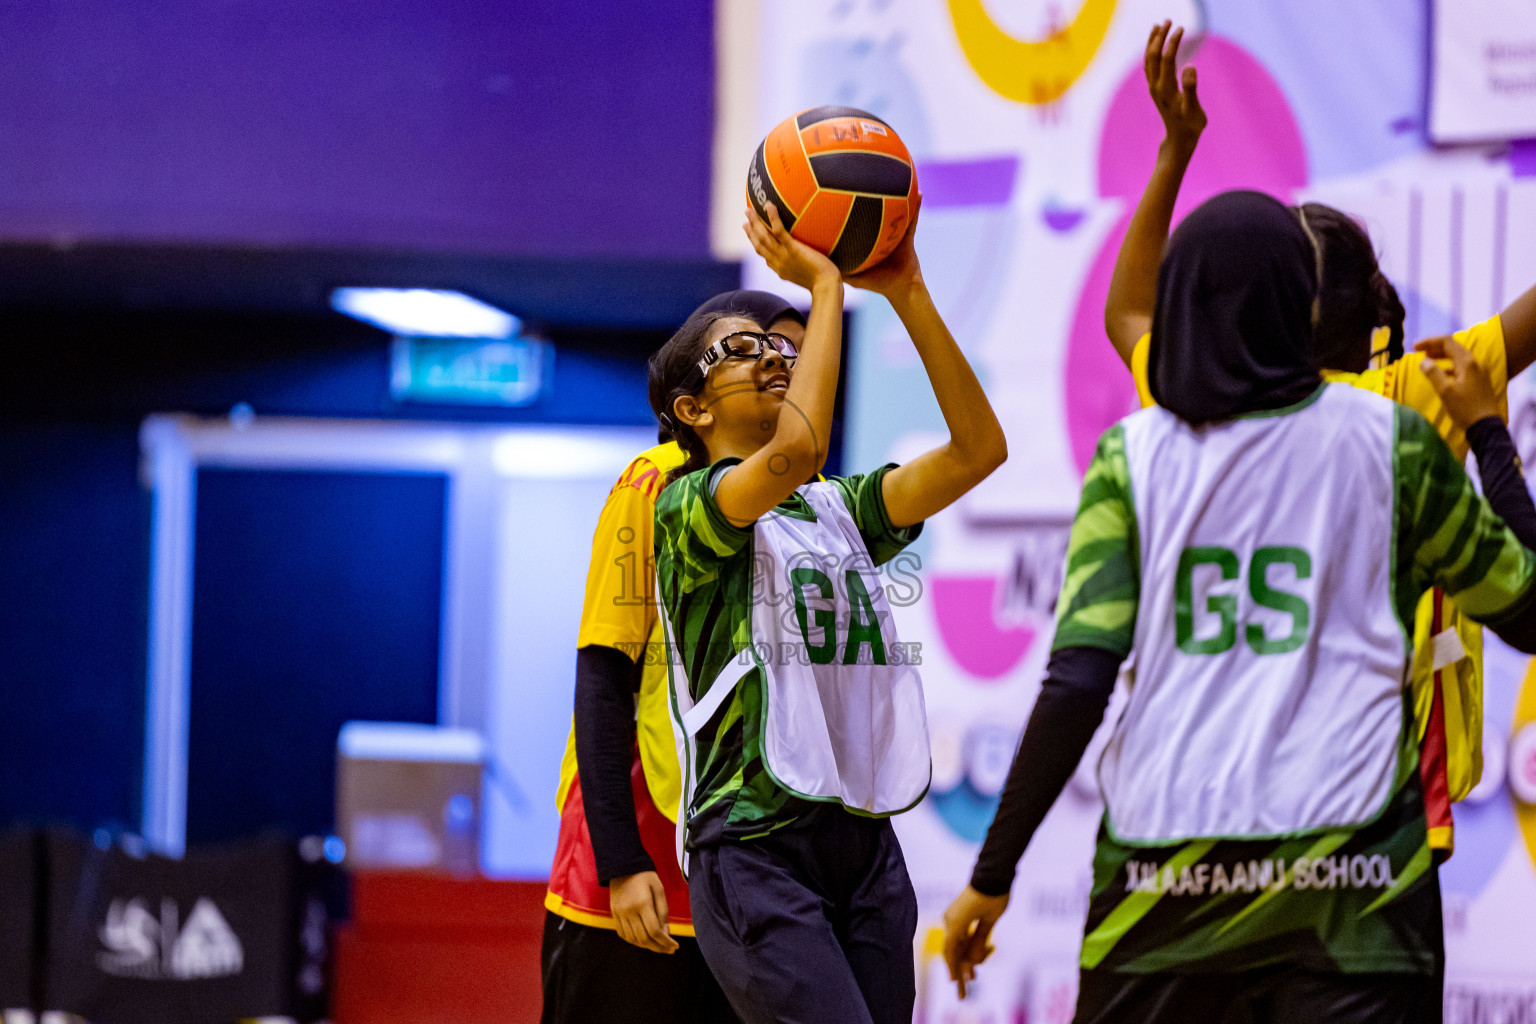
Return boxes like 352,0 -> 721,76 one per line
1466,416 -> 1536,653
1469,417 -> 1536,545
573,644 -> 655,885
969,645 -> 1122,897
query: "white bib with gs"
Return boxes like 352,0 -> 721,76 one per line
1105,385 -> 1410,844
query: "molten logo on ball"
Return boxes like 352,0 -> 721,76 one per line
748,163 -> 769,211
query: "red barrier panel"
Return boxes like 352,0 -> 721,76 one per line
335,873 -> 545,1024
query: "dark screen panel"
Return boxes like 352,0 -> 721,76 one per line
0,0 -> 713,259
187,467 -> 444,844
0,424 -> 148,832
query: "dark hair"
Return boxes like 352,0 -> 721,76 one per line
648,309 -> 754,486
1296,203 -> 1406,373
655,294 -> 803,443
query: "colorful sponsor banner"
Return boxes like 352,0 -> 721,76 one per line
743,0 -> 1536,1016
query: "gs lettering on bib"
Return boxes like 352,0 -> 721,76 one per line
1174,545 -> 1312,656
1105,385 -> 1411,844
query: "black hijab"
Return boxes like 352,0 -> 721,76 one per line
688,289 -> 806,330
1149,190 -> 1321,424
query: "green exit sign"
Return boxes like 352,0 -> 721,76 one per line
390,336 -> 550,406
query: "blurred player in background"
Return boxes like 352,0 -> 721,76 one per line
540,291 -> 804,1024
1415,334 -> 1536,556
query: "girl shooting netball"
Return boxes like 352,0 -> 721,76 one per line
649,195 -> 1005,1024
542,289 -> 806,1024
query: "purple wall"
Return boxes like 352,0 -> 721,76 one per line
0,0 -> 713,259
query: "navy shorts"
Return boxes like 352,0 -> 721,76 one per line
688,805 -> 918,1024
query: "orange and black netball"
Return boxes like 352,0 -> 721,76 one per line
748,106 -> 919,275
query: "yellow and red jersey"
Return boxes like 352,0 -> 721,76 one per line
545,442 -> 695,933
1130,315 -> 1508,853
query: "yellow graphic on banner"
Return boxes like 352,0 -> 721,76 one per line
949,0 -> 1117,105
1517,660 -> 1536,870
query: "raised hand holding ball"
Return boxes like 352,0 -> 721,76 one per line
748,106 -> 919,275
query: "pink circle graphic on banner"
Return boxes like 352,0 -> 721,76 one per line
930,576 -> 1035,680
1064,35 -> 1309,475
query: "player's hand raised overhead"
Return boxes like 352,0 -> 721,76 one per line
1146,21 -> 1205,156
844,194 -> 924,302
744,202 -> 840,292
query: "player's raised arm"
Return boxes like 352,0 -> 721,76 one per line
1103,21 -> 1206,365
717,203 -> 845,525
1498,281 -> 1536,378
844,197 -> 1007,528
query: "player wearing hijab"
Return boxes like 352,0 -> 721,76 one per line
541,291 -> 805,1024
1105,21 -> 1536,860
944,191 -> 1536,1023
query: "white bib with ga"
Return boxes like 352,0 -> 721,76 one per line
1104,384 -> 1410,844
665,480 -> 931,852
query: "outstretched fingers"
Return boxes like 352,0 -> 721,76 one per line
1144,21 -> 1205,145
1159,27 -> 1185,99
744,204 -> 786,266
762,200 -> 791,238
1181,65 -> 1201,115
1145,20 -> 1170,87
743,205 -> 772,250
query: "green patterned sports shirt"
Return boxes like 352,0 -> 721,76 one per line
1059,396 -> 1534,975
654,459 -> 921,847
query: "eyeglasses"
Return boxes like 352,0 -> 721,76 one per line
695,331 -> 799,379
